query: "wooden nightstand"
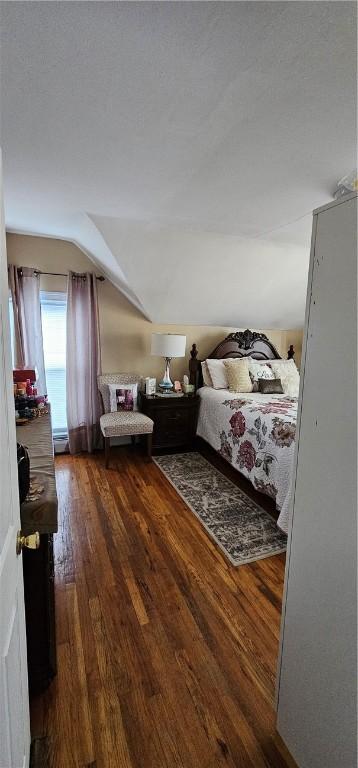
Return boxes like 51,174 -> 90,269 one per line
139,392 -> 200,451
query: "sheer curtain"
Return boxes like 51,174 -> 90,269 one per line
8,264 -> 25,368
66,271 -> 102,454
8,265 -> 46,394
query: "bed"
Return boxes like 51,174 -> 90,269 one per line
190,330 -> 298,533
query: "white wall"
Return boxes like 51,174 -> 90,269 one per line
6,233 -> 304,383
92,214 -> 310,328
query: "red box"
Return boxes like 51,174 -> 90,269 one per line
13,369 -> 37,384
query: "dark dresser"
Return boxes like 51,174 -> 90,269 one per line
139,392 -> 200,451
16,411 -> 58,695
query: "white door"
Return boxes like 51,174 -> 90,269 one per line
0,155 -> 30,767
277,194 -> 357,767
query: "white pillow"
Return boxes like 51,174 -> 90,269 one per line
205,358 -> 234,389
248,360 -> 275,392
109,383 -> 138,412
270,360 -> 300,397
270,358 -> 299,369
248,360 -> 274,382
201,361 -> 213,387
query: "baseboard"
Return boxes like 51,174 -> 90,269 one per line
53,435 -> 132,455
30,738 -> 49,768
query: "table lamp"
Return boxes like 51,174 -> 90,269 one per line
151,333 -> 186,390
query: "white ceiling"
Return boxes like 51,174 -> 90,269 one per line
1,2 -> 356,327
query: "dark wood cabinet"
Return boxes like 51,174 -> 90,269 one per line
23,534 -> 56,694
17,411 -> 58,696
139,393 -> 200,451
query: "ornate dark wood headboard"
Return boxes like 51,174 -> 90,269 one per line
189,329 -> 284,389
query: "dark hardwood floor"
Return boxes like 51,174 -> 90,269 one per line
30,445 -> 296,768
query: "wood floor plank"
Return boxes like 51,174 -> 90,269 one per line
120,560 -> 150,627
30,446 -> 297,768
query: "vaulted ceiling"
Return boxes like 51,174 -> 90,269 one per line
1,2 -> 356,327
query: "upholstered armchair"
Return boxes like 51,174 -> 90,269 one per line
97,374 -> 154,468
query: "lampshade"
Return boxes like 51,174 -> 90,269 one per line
151,333 -> 186,358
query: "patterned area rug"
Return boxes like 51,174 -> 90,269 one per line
154,452 -> 287,566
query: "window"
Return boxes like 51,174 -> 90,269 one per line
40,292 -> 67,438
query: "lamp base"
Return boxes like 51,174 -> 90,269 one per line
159,358 -> 173,390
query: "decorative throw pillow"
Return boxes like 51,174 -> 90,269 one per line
248,360 -> 274,392
224,358 -> 253,393
109,383 -> 138,412
201,361 -> 213,387
270,360 -> 300,397
258,378 -> 283,394
205,358 -> 234,389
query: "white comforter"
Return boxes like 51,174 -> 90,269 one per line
196,387 -> 297,533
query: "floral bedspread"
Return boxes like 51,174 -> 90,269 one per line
196,388 -> 298,533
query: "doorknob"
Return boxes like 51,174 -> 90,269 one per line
16,531 -> 40,556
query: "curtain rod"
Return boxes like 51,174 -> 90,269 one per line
32,269 -> 105,281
